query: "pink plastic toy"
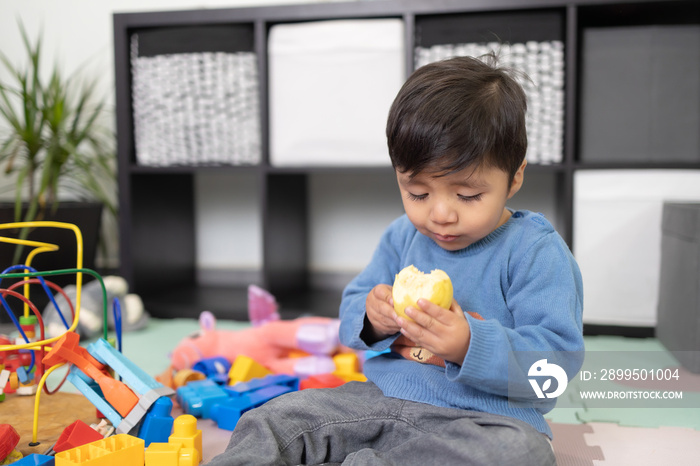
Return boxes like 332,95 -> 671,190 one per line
169,286 -> 344,377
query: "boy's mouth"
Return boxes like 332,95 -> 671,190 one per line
433,233 -> 459,242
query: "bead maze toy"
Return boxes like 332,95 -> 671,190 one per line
0,221 -> 174,459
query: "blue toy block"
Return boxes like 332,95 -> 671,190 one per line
64,339 -> 175,435
137,396 -> 175,447
211,384 -> 292,430
87,339 -> 165,395
176,379 -> 228,419
192,356 -> 231,379
224,374 -> 300,398
10,454 -> 54,465
67,366 -> 122,427
210,373 -> 229,385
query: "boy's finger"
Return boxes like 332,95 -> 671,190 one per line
375,285 -> 394,304
405,306 -> 437,333
416,298 -> 453,323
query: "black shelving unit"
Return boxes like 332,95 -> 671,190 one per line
113,0 -> 699,321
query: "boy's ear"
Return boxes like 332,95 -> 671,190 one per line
507,159 -> 527,199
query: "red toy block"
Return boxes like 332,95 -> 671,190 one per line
0,424 -> 20,461
300,373 -> 345,390
54,420 -> 104,453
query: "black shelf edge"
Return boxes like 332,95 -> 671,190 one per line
265,165 -> 396,175
127,162 -> 571,175
141,285 -> 342,322
128,164 -> 263,175
113,0 -> 569,27
583,323 -> 655,338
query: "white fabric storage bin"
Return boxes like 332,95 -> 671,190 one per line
269,19 -> 405,167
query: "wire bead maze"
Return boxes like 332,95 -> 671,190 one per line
0,221 -> 120,445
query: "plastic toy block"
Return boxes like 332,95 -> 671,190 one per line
43,332 -> 139,417
87,338 -> 166,395
209,372 -> 229,385
55,434 -> 144,466
50,334 -> 174,435
333,353 -> 360,374
228,355 -> 272,385
87,338 -> 175,434
145,443 -> 179,466
138,396 -> 175,447
192,357 -> 231,378
145,443 -> 199,466
176,379 -> 228,419
54,420 -> 104,453
0,424 -> 20,461
300,373 -> 346,390
66,366 -> 122,428
211,384 -> 292,430
11,454 -> 55,465
224,374 -> 299,397
168,415 -> 202,463
173,370 -> 205,388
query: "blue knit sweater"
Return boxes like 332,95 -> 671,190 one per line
339,211 -> 584,437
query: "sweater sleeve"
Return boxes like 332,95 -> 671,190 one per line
338,217 -> 410,352
447,230 -> 585,402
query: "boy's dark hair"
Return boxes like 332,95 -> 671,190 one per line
386,54 -> 528,185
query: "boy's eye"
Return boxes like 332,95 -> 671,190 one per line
458,193 -> 483,202
407,192 -> 428,201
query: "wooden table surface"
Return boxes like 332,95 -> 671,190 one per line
1,391 -> 99,457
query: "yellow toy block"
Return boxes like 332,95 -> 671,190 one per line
332,353 -> 366,382
146,441 -> 199,466
145,443 -> 179,466
177,448 -> 199,466
168,415 -> 202,464
333,371 -> 367,383
173,369 -> 206,388
55,434 -> 144,466
333,353 -> 360,374
228,355 -> 272,385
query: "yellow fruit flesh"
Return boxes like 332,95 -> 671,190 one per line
392,265 -> 453,320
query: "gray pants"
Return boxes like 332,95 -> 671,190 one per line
205,381 -> 555,466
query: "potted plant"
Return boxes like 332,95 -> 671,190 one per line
0,22 -> 117,272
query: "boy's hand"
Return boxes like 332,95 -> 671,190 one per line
396,299 -> 471,365
363,284 -> 401,343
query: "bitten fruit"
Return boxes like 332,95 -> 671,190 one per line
392,265 -> 453,320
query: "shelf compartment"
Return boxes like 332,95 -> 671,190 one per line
130,23 -> 261,167
414,9 -> 567,166
127,173 -> 196,297
267,18 -> 405,168
577,2 -> 700,165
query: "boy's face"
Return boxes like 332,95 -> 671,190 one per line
396,161 -> 526,251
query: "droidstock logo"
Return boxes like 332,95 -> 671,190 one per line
528,359 -> 568,399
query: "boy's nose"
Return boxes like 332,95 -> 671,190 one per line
430,201 -> 457,224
